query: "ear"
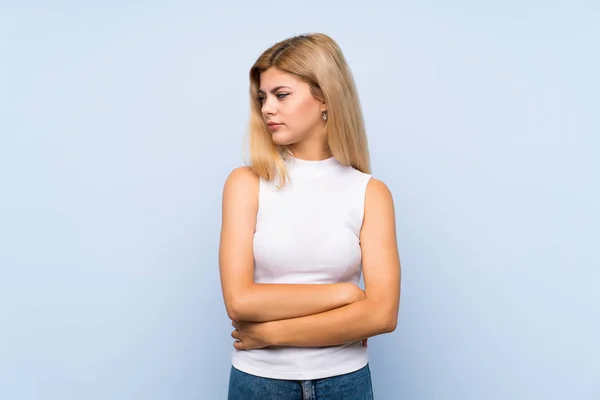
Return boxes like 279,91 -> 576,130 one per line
320,101 -> 327,113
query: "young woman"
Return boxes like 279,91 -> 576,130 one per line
219,33 -> 401,400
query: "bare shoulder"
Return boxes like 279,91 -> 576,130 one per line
225,166 -> 259,185
365,178 -> 394,208
361,178 -> 397,244
223,166 -> 259,197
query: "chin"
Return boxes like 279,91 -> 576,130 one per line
271,132 -> 298,146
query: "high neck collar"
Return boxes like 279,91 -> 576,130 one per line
282,155 -> 343,182
286,155 -> 338,168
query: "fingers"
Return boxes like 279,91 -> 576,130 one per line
231,328 -> 243,349
230,321 -> 244,350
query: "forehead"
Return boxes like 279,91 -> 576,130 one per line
259,68 -> 302,90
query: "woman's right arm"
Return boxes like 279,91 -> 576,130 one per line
218,167 -> 364,323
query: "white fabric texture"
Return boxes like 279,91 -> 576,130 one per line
231,156 -> 372,380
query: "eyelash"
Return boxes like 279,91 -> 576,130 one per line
258,93 -> 289,103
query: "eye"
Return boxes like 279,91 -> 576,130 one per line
257,92 -> 289,104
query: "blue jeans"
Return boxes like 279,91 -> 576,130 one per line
228,364 -> 374,400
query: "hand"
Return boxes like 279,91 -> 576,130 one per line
231,320 -> 271,350
346,283 -> 366,303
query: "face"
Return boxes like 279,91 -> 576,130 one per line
258,67 -> 326,146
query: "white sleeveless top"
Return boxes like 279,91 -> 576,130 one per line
231,155 -> 372,380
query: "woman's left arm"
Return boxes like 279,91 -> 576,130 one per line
232,178 -> 401,349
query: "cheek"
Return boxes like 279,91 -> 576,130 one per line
286,98 -> 319,128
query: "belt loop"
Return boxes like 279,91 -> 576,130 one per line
301,380 -> 316,400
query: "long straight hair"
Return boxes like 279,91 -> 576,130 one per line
247,33 -> 370,186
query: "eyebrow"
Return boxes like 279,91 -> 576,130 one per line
257,86 -> 291,94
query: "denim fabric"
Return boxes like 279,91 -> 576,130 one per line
227,364 -> 374,400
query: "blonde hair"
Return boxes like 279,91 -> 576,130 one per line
246,33 -> 370,185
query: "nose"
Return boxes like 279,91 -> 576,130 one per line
261,96 -> 276,116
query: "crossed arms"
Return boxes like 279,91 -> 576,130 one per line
218,167 -> 401,348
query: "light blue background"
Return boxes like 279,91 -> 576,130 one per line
1,1 -> 598,399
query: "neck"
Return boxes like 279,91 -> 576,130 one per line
289,142 -> 330,161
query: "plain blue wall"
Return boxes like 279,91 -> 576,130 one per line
1,1 -> 598,399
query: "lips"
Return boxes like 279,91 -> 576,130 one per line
267,122 -> 283,131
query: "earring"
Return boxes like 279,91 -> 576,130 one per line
322,111 -> 328,121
